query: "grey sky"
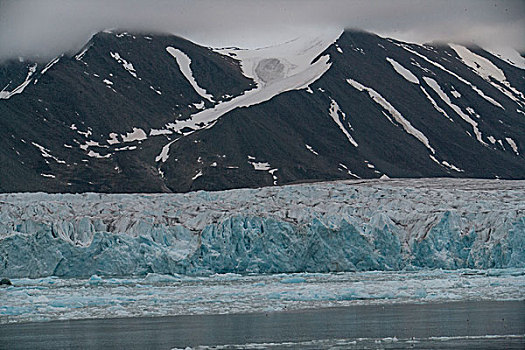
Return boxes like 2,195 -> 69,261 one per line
0,0 -> 523,62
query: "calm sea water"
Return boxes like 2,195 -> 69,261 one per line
1,301 -> 523,349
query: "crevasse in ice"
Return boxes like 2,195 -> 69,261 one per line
0,179 -> 523,278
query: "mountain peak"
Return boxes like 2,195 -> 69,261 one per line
0,30 -> 523,192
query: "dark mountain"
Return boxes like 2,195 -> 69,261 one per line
0,30 -> 524,193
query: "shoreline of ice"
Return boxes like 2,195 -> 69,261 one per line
1,268 -> 524,324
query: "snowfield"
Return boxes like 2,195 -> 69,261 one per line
153,30 -> 339,161
0,178 -> 523,278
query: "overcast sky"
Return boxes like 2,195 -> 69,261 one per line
0,0 -> 523,62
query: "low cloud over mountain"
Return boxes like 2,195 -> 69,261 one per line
0,0 -> 524,62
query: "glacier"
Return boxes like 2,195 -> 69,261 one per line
0,178 -> 524,278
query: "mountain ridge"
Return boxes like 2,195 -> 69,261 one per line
0,29 -> 523,193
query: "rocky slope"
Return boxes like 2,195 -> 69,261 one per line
0,30 -> 524,192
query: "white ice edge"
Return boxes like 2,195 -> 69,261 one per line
173,334 -> 525,350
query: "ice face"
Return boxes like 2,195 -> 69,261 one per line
0,179 -> 523,278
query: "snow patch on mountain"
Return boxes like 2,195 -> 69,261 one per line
505,137 -> 519,155
328,97 -> 358,147
423,77 -> 485,145
166,47 -> 215,102
347,77 -> 435,154
338,163 -> 360,178
217,29 -> 341,87
75,42 -> 92,61
149,85 -> 162,95
269,168 -> 278,185
450,88 -> 461,98
87,150 -> 111,159
441,160 -> 464,172
154,32 -> 339,153
249,160 -> 272,171
150,129 -> 172,136
106,133 -> 119,145
114,145 -> 136,152
121,128 -> 147,142
398,44 -> 505,109
305,144 -> 319,155
0,63 -> 37,99
419,86 -> 454,122
155,139 -> 178,163
483,46 -> 525,70
191,170 -> 203,181
386,57 -> 419,84
40,56 -> 60,76
31,142 -> 66,164
110,52 -> 138,79
449,44 -> 506,82
449,44 -> 525,105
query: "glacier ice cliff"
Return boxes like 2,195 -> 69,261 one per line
0,179 -> 523,278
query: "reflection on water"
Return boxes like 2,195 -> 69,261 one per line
174,335 -> 525,350
1,301 -> 524,350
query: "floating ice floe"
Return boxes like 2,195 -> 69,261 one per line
0,268 -> 523,324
